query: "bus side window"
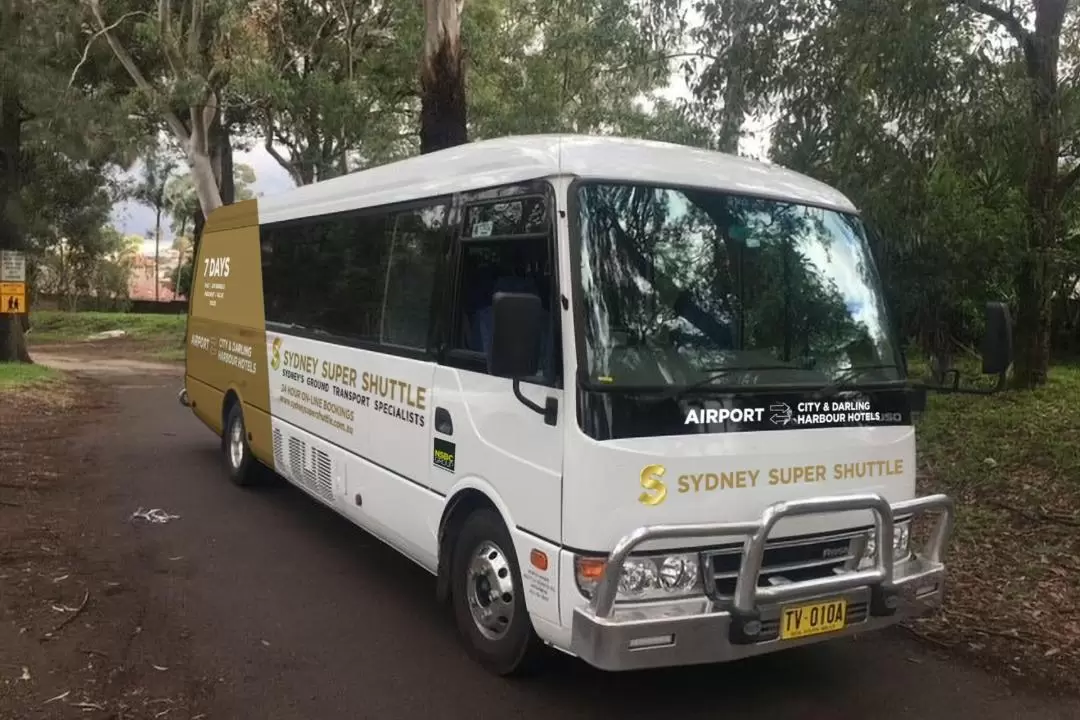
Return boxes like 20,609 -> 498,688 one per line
380,203 -> 449,351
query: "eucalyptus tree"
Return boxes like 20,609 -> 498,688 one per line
240,0 -> 419,182
687,0 -> 1080,387
77,0 -> 258,219
421,0 -> 468,153
0,0 -> 144,362
465,0 -> 695,140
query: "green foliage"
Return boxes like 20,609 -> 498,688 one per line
686,0 -> 1071,362
33,228 -> 142,311
170,257 -> 194,298
237,0 -> 421,181
231,0 -> 708,186
465,0 -> 704,142
163,162 -> 255,239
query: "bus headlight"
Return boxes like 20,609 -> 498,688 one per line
858,519 -> 912,569
575,553 -> 702,601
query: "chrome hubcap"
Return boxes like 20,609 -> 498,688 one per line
228,418 -> 244,469
466,540 -> 516,641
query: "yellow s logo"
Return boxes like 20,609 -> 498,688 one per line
270,337 -> 282,370
638,464 -> 667,506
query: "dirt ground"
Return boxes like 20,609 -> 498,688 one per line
0,367 -> 211,719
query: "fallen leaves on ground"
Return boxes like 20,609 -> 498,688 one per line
908,365 -> 1080,696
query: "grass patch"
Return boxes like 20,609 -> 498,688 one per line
28,310 -> 187,345
0,361 -> 59,389
910,361 -> 1080,692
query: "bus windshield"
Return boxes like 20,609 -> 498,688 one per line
574,182 -> 903,391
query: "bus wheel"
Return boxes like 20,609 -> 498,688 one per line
223,403 -> 258,487
450,508 -> 545,676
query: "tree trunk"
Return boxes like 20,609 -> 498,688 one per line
154,206 -> 161,303
420,0 -> 468,154
1012,5 -> 1066,389
192,210 -> 206,257
0,83 -> 29,364
210,109 -> 235,205
189,108 -> 232,265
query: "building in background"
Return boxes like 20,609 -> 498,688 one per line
128,246 -> 184,302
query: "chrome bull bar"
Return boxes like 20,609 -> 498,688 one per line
587,492 -> 954,626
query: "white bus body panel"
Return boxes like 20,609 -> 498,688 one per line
561,424 -> 916,553
265,331 -> 441,571
262,330 -> 567,631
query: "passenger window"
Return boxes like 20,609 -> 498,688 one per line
450,195 -> 559,385
319,216 -> 391,341
262,213 -> 391,342
381,204 -> 448,349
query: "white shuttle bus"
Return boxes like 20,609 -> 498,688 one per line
181,134 -> 1013,675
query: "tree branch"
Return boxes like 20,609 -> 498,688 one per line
263,122 -> 304,186
158,0 -> 183,79
1056,162 -> 1080,201
68,10 -> 152,89
85,0 -> 191,148
952,0 -> 1030,45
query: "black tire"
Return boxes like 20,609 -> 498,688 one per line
449,508 -> 546,676
223,402 -> 260,487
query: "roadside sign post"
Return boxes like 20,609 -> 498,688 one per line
0,250 -> 27,315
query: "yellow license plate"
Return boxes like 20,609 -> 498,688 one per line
780,598 -> 847,640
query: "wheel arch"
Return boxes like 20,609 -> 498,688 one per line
435,480 -> 517,604
220,385 -> 247,437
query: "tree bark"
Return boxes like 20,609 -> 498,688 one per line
1010,1 -> 1067,389
154,206 -> 161,303
0,80 -> 30,363
192,209 -> 206,258
954,0 -> 1067,388
420,0 -> 467,154
210,108 -> 235,205
188,96 -> 224,215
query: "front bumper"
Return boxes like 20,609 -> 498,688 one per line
570,492 -> 954,671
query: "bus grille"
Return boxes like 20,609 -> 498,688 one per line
702,529 -> 865,603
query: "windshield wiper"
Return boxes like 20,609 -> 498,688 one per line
657,364 -> 795,401
812,364 -> 903,400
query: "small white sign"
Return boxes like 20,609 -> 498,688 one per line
0,250 -> 25,282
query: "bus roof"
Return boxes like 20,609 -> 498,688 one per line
258,134 -> 859,225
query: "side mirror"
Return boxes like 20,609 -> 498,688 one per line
917,302 -> 1014,397
489,291 -> 543,379
981,301 -> 1013,377
490,291 -> 558,426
